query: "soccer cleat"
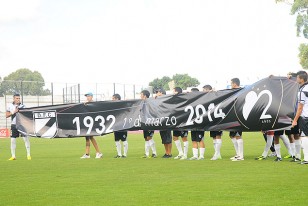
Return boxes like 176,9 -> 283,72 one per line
27,155 -> 31,160
141,154 -> 149,158
95,153 -> 103,159
80,154 -> 90,159
283,155 -> 293,159
189,156 -> 198,160
8,157 -> 16,161
290,157 -> 301,162
151,154 -> 157,158
230,156 -> 239,160
268,152 -> 277,157
114,155 -> 122,158
255,156 -> 266,160
300,161 -> 308,165
180,156 -> 187,160
232,157 -> 244,161
210,155 -> 222,160
198,157 -> 205,160
174,155 -> 183,160
274,157 -> 282,162
122,155 -> 127,158
162,154 -> 172,158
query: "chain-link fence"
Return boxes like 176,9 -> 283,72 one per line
0,80 -> 152,130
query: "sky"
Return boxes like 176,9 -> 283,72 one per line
0,0 -> 307,90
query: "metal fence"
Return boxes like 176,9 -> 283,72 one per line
0,80 -> 152,129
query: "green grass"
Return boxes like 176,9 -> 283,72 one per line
0,132 -> 307,206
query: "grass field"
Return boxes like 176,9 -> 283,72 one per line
0,132 -> 307,206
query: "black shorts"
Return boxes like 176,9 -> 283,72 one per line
143,130 -> 154,139
229,131 -> 242,137
285,125 -> 300,135
298,117 -> 308,136
210,131 -> 223,138
11,124 -> 25,138
173,130 -> 188,138
274,130 -> 284,136
159,130 -> 172,144
191,131 -> 205,142
114,131 -> 128,141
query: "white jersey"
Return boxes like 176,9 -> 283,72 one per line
6,102 -> 25,125
298,82 -> 308,118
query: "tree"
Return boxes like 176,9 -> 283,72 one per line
149,76 -> 172,92
149,73 -> 200,91
277,0 -> 308,69
0,68 -> 50,96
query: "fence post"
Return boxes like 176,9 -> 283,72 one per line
133,85 -> 135,99
78,84 -> 80,103
51,82 -> 54,105
124,84 -> 126,100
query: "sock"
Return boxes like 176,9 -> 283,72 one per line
302,137 -> 308,161
237,139 -> 244,158
280,135 -> 292,156
22,137 -> 31,156
215,139 -> 222,157
295,139 -> 301,159
183,141 -> 189,157
231,138 -> 239,156
193,148 -> 198,158
145,141 -> 150,156
149,139 -> 157,155
274,144 -> 281,158
262,135 -> 273,157
213,139 -> 217,155
199,148 -> 205,158
290,142 -> 296,157
174,140 -> 183,156
123,141 -> 128,156
11,138 -> 16,158
115,141 -> 121,156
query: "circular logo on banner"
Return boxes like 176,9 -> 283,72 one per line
234,80 -> 282,130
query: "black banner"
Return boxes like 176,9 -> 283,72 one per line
16,77 -> 299,138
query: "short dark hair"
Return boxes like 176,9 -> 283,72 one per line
173,87 -> 182,94
112,93 -> 121,100
155,88 -> 166,95
202,84 -> 212,91
296,71 -> 308,82
231,78 -> 240,86
141,90 -> 150,98
13,93 -> 20,97
191,88 -> 199,92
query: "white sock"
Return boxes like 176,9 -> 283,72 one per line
231,138 -> 239,156
199,148 -> 205,158
213,139 -> 217,154
183,141 -> 189,157
301,137 -> 308,161
280,135 -> 292,156
295,139 -> 301,159
145,141 -> 150,156
193,148 -> 198,158
262,135 -> 273,157
22,137 -> 31,156
237,139 -> 244,158
149,139 -> 157,155
216,139 -> 222,157
123,141 -> 128,156
115,141 -> 121,156
290,142 -> 295,157
174,140 -> 183,156
274,144 -> 281,158
11,138 -> 16,158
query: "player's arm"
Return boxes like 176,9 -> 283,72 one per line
292,103 -> 304,127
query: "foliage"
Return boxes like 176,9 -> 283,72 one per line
0,68 -> 50,96
299,43 -> 308,69
149,74 -> 200,91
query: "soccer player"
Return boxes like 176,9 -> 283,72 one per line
203,84 -> 223,160
189,88 -> 205,160
292,70 -> 308,164
80,92 -> 103,159
155,88 -> 172,158
229,78 -> 244,161
255,131 -> 275,160
6,93 -> 31,160
112,94 -> 128,158
140,90 -> 157,158
172,87 -> 189,160
272,130 -> 294,162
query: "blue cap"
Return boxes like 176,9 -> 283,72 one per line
85,92 -> 93,97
